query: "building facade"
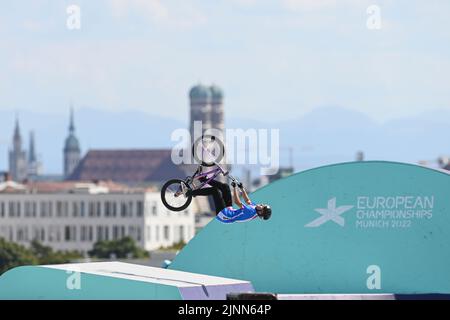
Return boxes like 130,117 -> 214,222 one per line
0,181 -> 195,253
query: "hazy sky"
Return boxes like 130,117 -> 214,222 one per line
0,0 -> 449,123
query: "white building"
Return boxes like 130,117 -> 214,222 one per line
0,179 -> 195,253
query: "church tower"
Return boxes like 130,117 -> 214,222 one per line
8,118 -> 28,181
209,85 -> 224,134
28,131 -> 43,177
189,84 -> 225,143
63,108 -> 81,178
189,84 -> 212,143
188,84 -> 227,180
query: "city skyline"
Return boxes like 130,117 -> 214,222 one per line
1,83 -> 227,179
2,104 -> 450,175
3,109 -> 80,179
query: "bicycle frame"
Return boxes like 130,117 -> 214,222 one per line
188,136 -> 238,190
187,164 -> 237,191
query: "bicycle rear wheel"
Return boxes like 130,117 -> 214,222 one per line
161,179 -> 192,212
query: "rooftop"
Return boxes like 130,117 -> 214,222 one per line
67,149 -> 186,185
0,179 -> 154,195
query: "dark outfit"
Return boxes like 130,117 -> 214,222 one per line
191,179 -> 232,215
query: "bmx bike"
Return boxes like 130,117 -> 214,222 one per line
161,135 -> 239,212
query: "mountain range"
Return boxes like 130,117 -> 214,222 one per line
0,106 -> 448,174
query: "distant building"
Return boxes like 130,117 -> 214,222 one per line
188,84 -> 225,176
31,174 -> 64,182
267,167 -> 294,184
67,149 -> 186,187
195,213 -> 215,234
63,108 -> 81,178
0,178 -> 195,253
8,118 -> 28,182
252,167 -> 294,190
419,156 -> 450,170
356,151 -> 365,161
28,131 -> 43,178
8,118 -> 45,182
188,84 -> 227,185
189,84 -> 225,143
252,175 -> 270,191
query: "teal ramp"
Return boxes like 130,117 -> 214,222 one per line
170,161 -> 450,294
0,262 -> 253,299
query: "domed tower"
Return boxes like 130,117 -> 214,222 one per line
63,108 -> 81,178
210,85 -> 224,134
189,84 -> 212,143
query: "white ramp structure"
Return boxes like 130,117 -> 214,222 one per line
0,262 -> 254,300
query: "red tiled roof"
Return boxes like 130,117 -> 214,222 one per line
25,180 -> 132,193
1,180 -> 138,194
67,149 -> 186,184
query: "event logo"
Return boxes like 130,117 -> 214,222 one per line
355,195 -> 434,229
305,196 -> 434,229
305,198 -> 354,228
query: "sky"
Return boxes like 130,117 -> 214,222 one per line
1,0 -> 450,124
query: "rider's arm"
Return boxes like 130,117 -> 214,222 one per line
233,186 -> 244,208
241,188 -> 252,205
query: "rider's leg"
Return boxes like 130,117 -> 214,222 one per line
208,180 -> 233,207
190,187 -> 226,215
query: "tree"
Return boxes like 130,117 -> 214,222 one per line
29,240 -> 82,265
89,237 -> 149,259
159,240 -> 186,251
0,238 -> 83,275
0,238 -> 38,275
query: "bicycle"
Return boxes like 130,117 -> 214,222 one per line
161,135 -> 239,212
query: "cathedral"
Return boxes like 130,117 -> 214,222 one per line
68,84 -> 226,185
8,118 -> 29,181
8,109 -> 81,181
8,84 -> 224,183
8,119 -> 44,181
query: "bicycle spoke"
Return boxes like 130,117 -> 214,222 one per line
167,185 -> 181,194
164,182 -> 188,209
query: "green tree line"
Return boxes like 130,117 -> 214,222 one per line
0,236 -> 148,275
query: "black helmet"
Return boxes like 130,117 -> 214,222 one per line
259,204 -> 272,220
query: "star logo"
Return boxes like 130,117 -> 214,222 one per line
305,198 -> 354,228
